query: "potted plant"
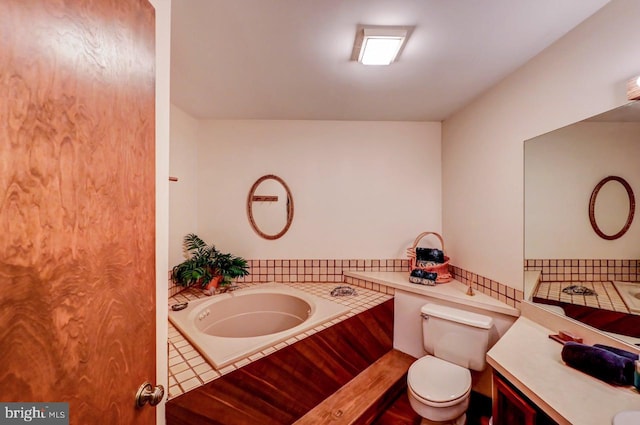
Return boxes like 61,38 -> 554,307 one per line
171,233 -> 250,293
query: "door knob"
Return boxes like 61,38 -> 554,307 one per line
135,382 -> 165,408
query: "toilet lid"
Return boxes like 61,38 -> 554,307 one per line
408,356 -> 471,404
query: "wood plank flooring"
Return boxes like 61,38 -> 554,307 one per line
374,390 -> 493,425
293,349 -> 415,425
166,299 -> 394,425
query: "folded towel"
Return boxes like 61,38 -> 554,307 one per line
415,247 -> 444,263
409,269 -> 437,286
561,342 -> 635,385
593,344 -> 640,361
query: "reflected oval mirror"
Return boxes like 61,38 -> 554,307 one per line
247,175 -> 294,240
588,176 -> 635,240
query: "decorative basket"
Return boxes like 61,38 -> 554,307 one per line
406,232 -> 452,283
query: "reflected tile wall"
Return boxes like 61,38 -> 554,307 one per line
525,259 -> 640,282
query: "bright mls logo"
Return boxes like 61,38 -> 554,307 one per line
0,403 -> 68,424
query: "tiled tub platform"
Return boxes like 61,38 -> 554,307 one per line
166,289 -> 395,425
533,280 -> 628,313
167,282 -> 393,399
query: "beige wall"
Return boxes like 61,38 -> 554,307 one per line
151,0 -> 171,423
195,120 -> 442,260
525,121 -> 640,259
169,104 -> 200,266
442,0 -> 640,290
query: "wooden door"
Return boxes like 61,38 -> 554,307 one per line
0,1 -> 157,424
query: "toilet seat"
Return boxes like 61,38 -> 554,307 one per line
407,355 -> 472,407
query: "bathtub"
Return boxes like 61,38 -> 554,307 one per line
169,283 -> 351,369
612,281 -> 640,314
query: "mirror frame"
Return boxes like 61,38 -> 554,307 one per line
588,175 -> 635,240
246,174 -> 294,240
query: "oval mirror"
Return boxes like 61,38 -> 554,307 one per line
588,176 -> 635,240
247,175 -> 294,240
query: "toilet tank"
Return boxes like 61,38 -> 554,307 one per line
421,303 -> 494,371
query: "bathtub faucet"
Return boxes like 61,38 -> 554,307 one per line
219,285 -> 239,293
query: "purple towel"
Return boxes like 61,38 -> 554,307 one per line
561,342 -> 635,386
593,344 -> 639,361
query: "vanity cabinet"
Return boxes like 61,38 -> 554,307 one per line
492,373 -> 557,425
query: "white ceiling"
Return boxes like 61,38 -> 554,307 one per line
170,0 -> 610,122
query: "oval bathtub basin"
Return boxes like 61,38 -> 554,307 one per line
169,283 -> 351,369
196,292 -> 312,338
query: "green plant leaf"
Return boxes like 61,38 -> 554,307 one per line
171,234 -> 250,288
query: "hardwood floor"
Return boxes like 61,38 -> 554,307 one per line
374,390 -> 493,425
373,391 -> 421,425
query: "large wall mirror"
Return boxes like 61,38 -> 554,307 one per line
524,101 -> 640,346
247,174 -> 294,240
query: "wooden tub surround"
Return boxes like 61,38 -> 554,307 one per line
532,280 -> 640,337
166,300 -> 398,424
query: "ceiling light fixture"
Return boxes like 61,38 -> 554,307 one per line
351,25 -> 412,66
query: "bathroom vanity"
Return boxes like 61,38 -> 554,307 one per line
492,372 -> 556,425
487,316 -> 640,425
346,270 -> 640,424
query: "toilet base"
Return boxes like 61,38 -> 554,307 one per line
419,413 -> 466,425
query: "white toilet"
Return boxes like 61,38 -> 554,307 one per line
407,303 -> 494,425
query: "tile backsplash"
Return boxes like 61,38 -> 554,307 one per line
450,264 -> 524,309
238,258 -> 409,282
168,258 -> 410,298
169,257 -> 523,310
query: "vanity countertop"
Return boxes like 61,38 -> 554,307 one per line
345,270 -> 519,317
487,316 -> 640,425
